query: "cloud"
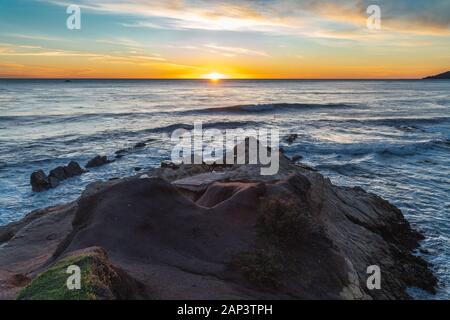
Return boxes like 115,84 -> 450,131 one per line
42,0 -> 450,38
204,44 -> 270,57
5,33 -> 69,42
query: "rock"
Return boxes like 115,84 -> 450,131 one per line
48,176 -> 60,189
31,161 -> 85,192
285,134 -> 298,145
30,170 -> 50,192
134,142 -> 146,149
0,203 -> 76,299
49,166 -> 67,181
134,167 -> 142,172
64,161 -> 84,177
293,163 -> 317,172
115,149 -> 128,158
17,247 -> 147,300
161,160 -> 179,170
6,140 -> 438,300
86,155 -> 112,168
291,155 -> 302,162
49,173 -> 435,299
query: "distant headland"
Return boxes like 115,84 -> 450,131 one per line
423,71 -> 450,79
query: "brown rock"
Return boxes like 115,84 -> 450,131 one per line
30,170 -> 50,192
86,155 -> 112,168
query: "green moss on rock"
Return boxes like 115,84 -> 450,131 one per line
17,248 -> 145,300
230,247 -> 283,289
257,198 -> 310,245
230,198 -> 312,289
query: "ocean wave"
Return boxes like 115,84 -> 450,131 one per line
377,139 -> 449,157
185,103 -> 359,114
328,117 -> 450,127
46,120 -> 265,145
316,163 -> 377,178
0,112 -> 158,125
291,138 -> 450,159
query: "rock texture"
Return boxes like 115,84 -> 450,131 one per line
1,148 -> 437,300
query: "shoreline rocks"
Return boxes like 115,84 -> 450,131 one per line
85,155 -> 113,168
11,143 -> 437,299
30,161 -> 85,192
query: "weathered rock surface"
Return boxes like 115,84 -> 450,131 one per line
2,147 -> 437,300
17,247 -> 147,300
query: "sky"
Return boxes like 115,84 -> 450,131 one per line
0,0 -> 449,79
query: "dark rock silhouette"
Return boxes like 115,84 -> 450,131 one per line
285,134 -> 298,145
423,71 -> 450,79
64,161 -> 84,177
134,142 -> 146,149
85,155 -> 113,168
114,149 -> 128,159
30,170 -> 50,192
30,161 -> 85,192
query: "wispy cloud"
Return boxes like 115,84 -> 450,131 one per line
43,0 -> 450,38
5,33 -> 69,42
204,44 -> 270,57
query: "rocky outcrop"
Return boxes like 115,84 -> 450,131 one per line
3,147 -> 437,300
17,247 -> 147,300
30,161 -> 85,192
85,155 -> 113,168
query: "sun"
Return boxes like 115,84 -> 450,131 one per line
203,72 -> 227,81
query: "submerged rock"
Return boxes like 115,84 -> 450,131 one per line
65,161 -> 85,177
30,161 -> 85,192
85,155 -> 113,168
161,160 -> 180,170
48,166 -> 67,181
30,170 -> 50,192
285,134 -> 298,145
114,149 -> 128,159
134,142 -> 146,149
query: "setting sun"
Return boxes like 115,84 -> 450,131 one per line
203,72 -> 227,81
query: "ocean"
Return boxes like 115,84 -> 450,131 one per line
0,79 -> 449,299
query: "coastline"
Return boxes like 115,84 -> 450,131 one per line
0,143 -> 437,300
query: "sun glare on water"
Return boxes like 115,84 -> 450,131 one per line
203,72 -> 227,82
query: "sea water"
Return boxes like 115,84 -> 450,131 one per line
0,79 -> 449,298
